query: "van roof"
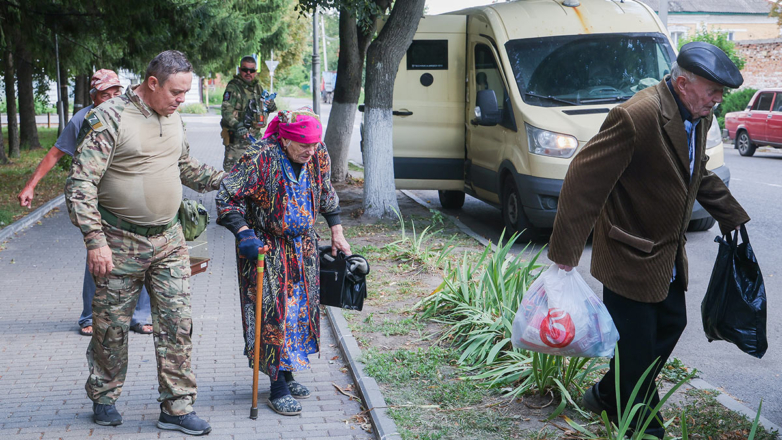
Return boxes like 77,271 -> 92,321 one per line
444,0 -> 664,40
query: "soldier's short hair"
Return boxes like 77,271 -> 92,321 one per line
145,50 -> 193,84
240,56 -> 256,66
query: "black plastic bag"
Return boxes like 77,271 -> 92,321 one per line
701,224 -> 767,358
319,246 -> 370,311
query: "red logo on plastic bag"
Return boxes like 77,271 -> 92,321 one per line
540,308 -> 575,348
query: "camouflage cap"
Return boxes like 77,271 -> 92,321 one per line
91,69 -> 122,92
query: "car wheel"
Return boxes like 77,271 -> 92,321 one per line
502,176 -> 536,241
438,190 -> 465,209
737,131 -> 756,157
688,217 -> 716,232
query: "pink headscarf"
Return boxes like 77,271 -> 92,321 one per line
262,107 -> 322,144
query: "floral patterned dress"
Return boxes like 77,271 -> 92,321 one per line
215,135 -> 339,380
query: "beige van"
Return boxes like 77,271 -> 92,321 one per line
387,0 -> 728,238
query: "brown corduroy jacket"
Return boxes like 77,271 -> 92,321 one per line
547,79 -> 750,303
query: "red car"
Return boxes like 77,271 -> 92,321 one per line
724,88 -> 782,156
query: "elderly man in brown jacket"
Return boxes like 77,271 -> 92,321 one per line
548,42 -> 750,438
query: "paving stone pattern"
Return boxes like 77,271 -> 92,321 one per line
0,115 -> 373,440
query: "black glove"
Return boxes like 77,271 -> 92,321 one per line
235,126 -> 249,138
266,99 -> 277,113
237,229 -> 262,260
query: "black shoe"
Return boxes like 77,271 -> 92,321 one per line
582,384 -> 617,423
157,411 -> 212,436
93,403 -> 123,426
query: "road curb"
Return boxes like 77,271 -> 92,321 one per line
690,378 -> 781,433
326,306 -> 401,440
0,195 -> 65,243
401,189 -> 781,435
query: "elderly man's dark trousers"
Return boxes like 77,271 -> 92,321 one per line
595,279 -> 687,438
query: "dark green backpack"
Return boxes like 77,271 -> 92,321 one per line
178,199 -> 210,241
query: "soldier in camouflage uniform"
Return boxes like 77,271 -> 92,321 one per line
220,55 -> 277,172
65,50 -> 222,436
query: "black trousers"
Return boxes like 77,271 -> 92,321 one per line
596,279 -> 687,436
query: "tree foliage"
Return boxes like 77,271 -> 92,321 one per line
678,28 -> 745,70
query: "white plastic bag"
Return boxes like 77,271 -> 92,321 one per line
511,264 -> 619,358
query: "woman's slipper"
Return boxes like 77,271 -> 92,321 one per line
79,325 -> 93,336
287,381 -> 311,399
267,395 -> 302,416
130,323 -> 153,334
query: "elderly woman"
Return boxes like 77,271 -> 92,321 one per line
216,107 -> 351,416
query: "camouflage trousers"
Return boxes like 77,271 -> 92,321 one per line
86,221 -> 196,416
223,129 -> 263,172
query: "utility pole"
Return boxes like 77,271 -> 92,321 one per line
54,33 -> 65,135
659,0 -> 669,29
321,15 -> 328,74
312,9 -> 321,116
265,50 -> 279,93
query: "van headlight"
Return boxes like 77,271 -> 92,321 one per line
706,115 -> 722,150
526,124 -> 578,158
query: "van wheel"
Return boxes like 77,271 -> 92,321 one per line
688,217 -> 716,232
438,190 -> 465,209
502,176 -> 536,241
737,131 -> 756,157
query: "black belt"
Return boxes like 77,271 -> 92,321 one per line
98,205 -> 178,237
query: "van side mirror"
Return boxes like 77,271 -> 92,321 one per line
474,90 -> 502,126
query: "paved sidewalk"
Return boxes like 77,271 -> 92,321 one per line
0,116 -> 372,439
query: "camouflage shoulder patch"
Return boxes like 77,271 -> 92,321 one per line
223,91 -> 231,101
85,111 -> 106,132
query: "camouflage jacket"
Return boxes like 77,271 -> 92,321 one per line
220,75 -> 275,135
65,85 -> 225,250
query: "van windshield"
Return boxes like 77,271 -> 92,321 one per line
505,33 -> 675,107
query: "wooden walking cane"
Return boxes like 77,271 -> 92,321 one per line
250,246 -> 268,420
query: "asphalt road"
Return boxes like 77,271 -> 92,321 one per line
407,145 -> 782,425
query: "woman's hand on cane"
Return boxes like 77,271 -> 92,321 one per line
237,228 -> 265,259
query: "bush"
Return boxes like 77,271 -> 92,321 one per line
717,88 -> 757,128
178,103 -> 208,114
207,87 -> 225,107
679,29 -> 744,70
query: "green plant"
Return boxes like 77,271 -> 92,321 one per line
385,207 -> 440,265
564,348 -> 695,440
417,231 -> 544,366
179,103 -> 208,114
679,28 -> 744,70
207,87 -> 225,106
717,88 -> 758,128
429,208 -> 445,227
660,357 -> 698,383
665,390 -> 775,439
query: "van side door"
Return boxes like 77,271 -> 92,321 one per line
465,36 -> 517,204
390,15 -> 467,191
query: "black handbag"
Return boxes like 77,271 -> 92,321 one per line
319,246 -> 370,311
701,224 -> 767,358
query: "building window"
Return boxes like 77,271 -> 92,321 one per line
671,31 -> 685,47
727,32 -> 735,41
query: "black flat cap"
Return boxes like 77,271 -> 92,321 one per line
677,42 -> 743,88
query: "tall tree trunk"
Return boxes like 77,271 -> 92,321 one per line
323,9 -> 375,183
59,62 -> 69,128
362,0 -> 425,218
83,74 -> 92,108
4,48 -> 19,158
0,95 -> 7,164
17,38 -> 40,150
73,73 -> 87,117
